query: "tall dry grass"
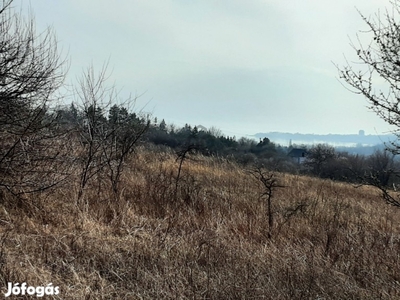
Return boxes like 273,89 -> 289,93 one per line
0,146 -> 399,299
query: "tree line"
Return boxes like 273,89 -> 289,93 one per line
2,0 -> 400,208
55,102 -> 400,189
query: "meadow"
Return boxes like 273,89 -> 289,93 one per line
0,146 -> 399,299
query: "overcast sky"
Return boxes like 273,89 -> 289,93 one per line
14,0 -> 395,136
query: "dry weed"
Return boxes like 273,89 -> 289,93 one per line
0,147 -> 399,299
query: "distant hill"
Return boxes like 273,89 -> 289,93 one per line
254,132 -> 397,147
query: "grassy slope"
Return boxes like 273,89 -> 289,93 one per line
0,147 -> 399,299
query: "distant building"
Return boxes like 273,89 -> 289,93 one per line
359,130 -> 365,136
288,148 -> 307,164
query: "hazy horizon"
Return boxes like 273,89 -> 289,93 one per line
16,0 -> 395,136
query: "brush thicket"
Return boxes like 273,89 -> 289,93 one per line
0,146 -> 398,299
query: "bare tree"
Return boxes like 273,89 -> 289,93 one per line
249,167 -> 284,238
74,65 -> 111,201
0,0 -> 68,197
367,149 -> 395,187
104,103 -> 149,199
337,1 -> 400,149
74,65 -> 149,202
337,1 -> 400,207
305,144 -> 336,177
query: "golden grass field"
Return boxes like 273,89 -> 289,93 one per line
0,146 -> 399,299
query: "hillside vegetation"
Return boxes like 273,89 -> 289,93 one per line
2,0 -> 400,298
1,146 -> 399,299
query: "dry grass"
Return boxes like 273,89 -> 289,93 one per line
0,146 -> 399,299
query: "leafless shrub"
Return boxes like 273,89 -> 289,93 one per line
248,166 -> 284,238
74,64 -> 149,203
0,0 -> 69,199
175,144 -> 200,200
